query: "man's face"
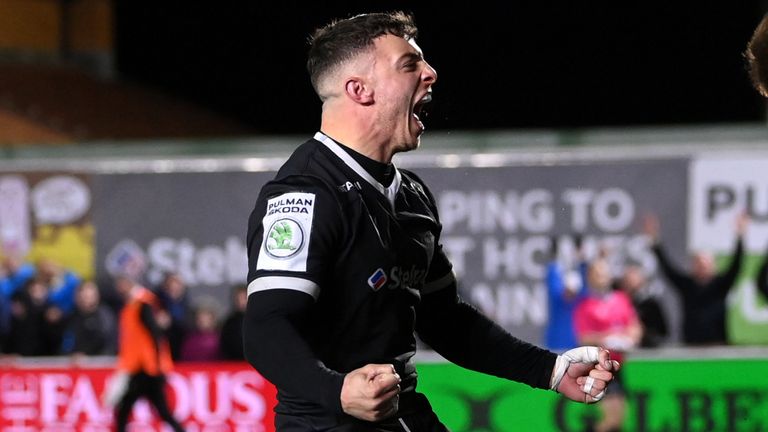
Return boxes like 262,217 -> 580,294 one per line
692,252 -> 715,282
369,34 -> 437,153
588,260 -> 612,293
76,281 -> 100,312
164,274 -> 185,299
621,266 -> 645,295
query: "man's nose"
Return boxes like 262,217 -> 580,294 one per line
423,62 -> 437,84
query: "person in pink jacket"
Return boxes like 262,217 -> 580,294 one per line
574,259 -> 642,432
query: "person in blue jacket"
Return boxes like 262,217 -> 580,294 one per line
544,235 -> 588,351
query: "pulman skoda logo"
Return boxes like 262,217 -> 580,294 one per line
265,219 -> 304,258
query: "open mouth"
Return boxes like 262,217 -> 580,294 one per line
412,92 -> 432,130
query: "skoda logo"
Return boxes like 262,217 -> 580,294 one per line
265,218 -> 304,258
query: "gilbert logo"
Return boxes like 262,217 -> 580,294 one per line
265,219 -> 304,258
368,268 -> 388,291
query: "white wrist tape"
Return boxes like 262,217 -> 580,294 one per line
583,376 -> 595,394
592,390 -> 606,402
550,346 -> 600,390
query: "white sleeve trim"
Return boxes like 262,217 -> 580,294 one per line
422,270 -> 456,294
247,276 -> 320,300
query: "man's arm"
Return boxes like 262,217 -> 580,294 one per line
243,289 -> 401,421
415,281 -> 556,389
757,243 -> 768,299
242,289 -> 345,412
244,178 -> 400,422
412,174 -> 615,400
643,214 -> 690,291
715,235 -> 744,293
716,214 -> 748,294
416,282 -> 617,403
139,303 -> 163,364
546,262 -> 570,304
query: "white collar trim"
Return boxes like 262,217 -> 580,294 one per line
314,131 -> 401,208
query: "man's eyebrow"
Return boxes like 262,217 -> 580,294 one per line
398,52 -> 423,64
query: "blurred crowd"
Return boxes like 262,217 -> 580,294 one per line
543,212 -> 754,432
0,254 -> 247,362
1,211 -> 765,377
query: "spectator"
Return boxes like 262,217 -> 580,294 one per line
101,276 -> 129,317
219,284 -> 247,360
61,280 -> 117,356
643,213 -> 746,345
574,259 -> 642,432
36,258 -> 81,315
156,272 -> 190,360
180,297 -> 222,362
0,282 -> 5,351
615,264 -> 668,348
4,277 -> 64,356
1,253 -> 36,298
544,235 -> 588,351
0,254 -> 35,341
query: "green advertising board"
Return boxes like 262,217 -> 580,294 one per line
417,352 -> 768,432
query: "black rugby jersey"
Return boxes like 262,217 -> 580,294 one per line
246,133 -> 454,403
244,132 -> 557,428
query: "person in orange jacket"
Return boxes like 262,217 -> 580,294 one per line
113,275 -> 185,432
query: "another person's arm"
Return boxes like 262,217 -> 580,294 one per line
643,214 -> 689,291
716,237 -> 744,292
715,214 -> 747,293
139,303 -> 164,364
757,243 -> 768,299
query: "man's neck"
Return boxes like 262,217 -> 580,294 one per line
332,137 -> 396,187
320,111 -> 394,163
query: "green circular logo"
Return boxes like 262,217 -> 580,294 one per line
265,219 -> 304,258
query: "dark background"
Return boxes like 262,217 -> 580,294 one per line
114,2 -> 768,135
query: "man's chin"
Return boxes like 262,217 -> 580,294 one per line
403,137 -> 421,152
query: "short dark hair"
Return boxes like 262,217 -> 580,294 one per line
307,11 -> 418,96
746,13 -> 768,97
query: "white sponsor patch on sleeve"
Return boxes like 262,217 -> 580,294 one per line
256,192 -> 315,272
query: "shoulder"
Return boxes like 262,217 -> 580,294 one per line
276,139 -> 326,176
399,168 -> 429,190
276,138 -> 348,184
399,168 -> 438,204
258,138 -> 348,208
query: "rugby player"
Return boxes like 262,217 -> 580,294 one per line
244,11 -> 619,431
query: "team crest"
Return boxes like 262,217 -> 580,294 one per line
265,219 -> 304,258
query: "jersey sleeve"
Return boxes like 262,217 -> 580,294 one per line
415,279 -> 557,390
246,175 -> 343,300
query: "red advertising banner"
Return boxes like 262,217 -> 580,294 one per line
0,361 -> 276,431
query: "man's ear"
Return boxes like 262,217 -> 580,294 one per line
344,78 -> 374,105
